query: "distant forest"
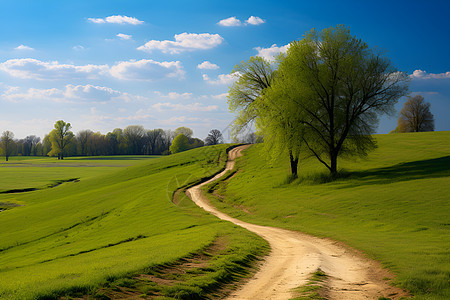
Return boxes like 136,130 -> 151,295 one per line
0,124 -> 258,159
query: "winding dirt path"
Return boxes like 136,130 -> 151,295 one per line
187,145 -> 408,299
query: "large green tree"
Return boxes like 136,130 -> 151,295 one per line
170,134 -> 190,154
49,120 -> 74,159
228,56 -> 276,137
0,131 -> 16,161
266,25 -> 409,175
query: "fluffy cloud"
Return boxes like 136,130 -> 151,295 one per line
246,16 -> 265,25
160,116 -> 201,126
218,16 -> 265,27
88,15 -> 144,25
116,109 -> 153,121
255,43 -> 289,61
203,73 -> 238,85
218,17 -> 242,27
152,102 -> 218,112
197,61 -> 220,70
110,59 -> 185,81
137,33 -> 224,54
117,33 -> 132,40
2,84 -> 123,103
0,58 -> 108,80
0,58 -> 184,81
154,91 -> 193,99
15,45 -> 34,51
411,69 -> 450,79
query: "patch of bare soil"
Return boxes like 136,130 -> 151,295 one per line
187,145 -> 410,300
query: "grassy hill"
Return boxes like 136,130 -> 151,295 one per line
0,146 -> 267,299
206,131 -> 450,299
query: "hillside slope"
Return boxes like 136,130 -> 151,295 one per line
208,132 -> 450,299
0,145 -> 267,299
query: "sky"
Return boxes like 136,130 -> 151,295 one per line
0,0 -> 449,141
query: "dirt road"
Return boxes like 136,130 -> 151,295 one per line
187,145 -> 407,299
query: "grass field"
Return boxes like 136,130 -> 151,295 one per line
0,147 -> 267,299
0,156 -> 156,193
206,131 -> 450,299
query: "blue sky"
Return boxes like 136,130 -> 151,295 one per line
0,0 -> 449,140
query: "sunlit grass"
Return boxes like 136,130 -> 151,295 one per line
0,155 -> 157,192
209,131 -> 450,299
0,145 -> 267,299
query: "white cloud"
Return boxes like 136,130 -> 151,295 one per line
0,58 -> 184,82
211,93 -> 228,100
0,58 -> 108,80
203,73 -> 238,85
246,16 -> 265,25
197,61 -> 220,70
2,84 -> 123,103
15,45 -> 34,51
218,16 -> 265,27
255,43 -> 289,61
137,33 -> 224,54
152,102 -> 218,112
117,33 -> 132,40
154,91 -> 193,99
160,116 -> 201,125
411,69 -> 450,79
218,17 -> 242,27
116,109 -> 153,121
73,45 -> 85,51
110,59 -> 185,81
88,15 -> 144,25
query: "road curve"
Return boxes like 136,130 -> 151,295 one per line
186,145 -> 407,299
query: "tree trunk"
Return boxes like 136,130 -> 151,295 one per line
330,152 -> 338,175
289,151 -> 299,177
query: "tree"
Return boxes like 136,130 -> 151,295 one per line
170,134 -> 190,154
258,82 -> 305,176
76,130 -> 93,155
22,135 -> 40,156
205,129 -> 223,145
228,56 -> 276,136
174,127 -> 193,138
188,137 -> 204,149
49,120 -> 74,159
123,125 -> 146,154
0,131 -> 15,161
397,94 -> 434,132
268,25 -> 408,175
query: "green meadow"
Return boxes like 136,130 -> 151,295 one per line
206,131 -> 450,299
0,156 -> 155,193
0,146 -> 267,299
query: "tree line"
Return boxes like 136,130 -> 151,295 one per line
228,25 -> 434,178
0,123 -> 224,161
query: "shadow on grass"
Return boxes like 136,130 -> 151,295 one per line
340,156 -> 450,188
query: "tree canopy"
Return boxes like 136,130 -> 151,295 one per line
48,120 -> 74,159
228,56 -> 276,137
0,131 -> 15,161
397,94 -> 434,132
170,134 -> 190,154
205,129 -> 223,146
230,25 -> 409,176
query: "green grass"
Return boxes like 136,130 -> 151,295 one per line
0,156 -> 156,192
207,131 -> 450,299
0,146 -> 268,299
